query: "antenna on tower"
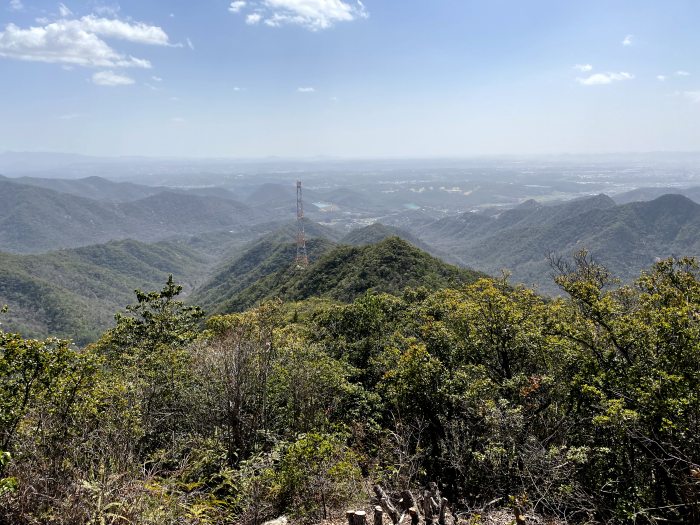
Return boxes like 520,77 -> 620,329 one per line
295,180 -> 309,268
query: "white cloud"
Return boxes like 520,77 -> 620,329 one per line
91,70 -> 134,86
151,75 -> 162,82
9,0 -> 23,11
232,0 -> 368,30
171,117 -> 186,123
0,15 -> 170,68
622,34 -> 633,46
577,71 -> 634,86
573,64 -> 593,72
229,1 -> 246,13
683,91 -> 700,103
676,70 -> 690,77
297,86 -> 315,92
186,37 -> 194,50
58,3 -> 73,17
657,75 -> 667,81
246,13 -> 262,24
77,15 -> 170,46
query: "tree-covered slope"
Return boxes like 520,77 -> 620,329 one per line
0,239 -> 209,342
417,194 -> 700,292
190,236 -> 336,313
202,236 -> 487,313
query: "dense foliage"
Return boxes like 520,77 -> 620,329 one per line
1,254 -> 699,524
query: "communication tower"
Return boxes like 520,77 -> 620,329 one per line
295,180 -> 309,268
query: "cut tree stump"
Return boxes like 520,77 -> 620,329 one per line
423,490 -> 434,525
399,490 -> 417,512
428,482 -> 441,515
438,497 -> 448,525
374,506 -> 383,525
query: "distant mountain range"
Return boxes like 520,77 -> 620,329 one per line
0,178 -> 262,253
415,193 -> 700,293
0,174 -> 243,203
613,185 -> 700,205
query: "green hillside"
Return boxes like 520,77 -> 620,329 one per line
198,236 -> 486,313
0,239 -> 210,342
190,236 -> 336,313
417,194 -> 700,293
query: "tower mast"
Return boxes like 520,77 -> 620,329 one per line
295,180 -> 309,268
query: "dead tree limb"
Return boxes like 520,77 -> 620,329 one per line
373,485 -> 400,524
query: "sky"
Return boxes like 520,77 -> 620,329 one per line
0,0 -> 699,158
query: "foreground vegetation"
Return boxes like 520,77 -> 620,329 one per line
1,254 -> 699,524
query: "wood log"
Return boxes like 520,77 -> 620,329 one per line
353,510 -> 367,525
374,506 -> 383,525
373,485 -> 400,524
347,510 -> 356,525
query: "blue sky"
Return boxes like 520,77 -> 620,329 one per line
0,0 -> 698,157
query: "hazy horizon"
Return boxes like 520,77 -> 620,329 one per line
2,0 -> 699,158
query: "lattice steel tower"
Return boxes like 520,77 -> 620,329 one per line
295,180 -> 309,268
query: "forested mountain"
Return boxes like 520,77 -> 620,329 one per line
0,174 -> 244,203
613,186 -> 700,204
0,239 -> 211,342
0,174 -> 160,202
0,179 -> 260,253
194,236 -> 486,313
417,194 -> 700,293
191,236 -> 336,313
